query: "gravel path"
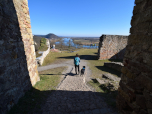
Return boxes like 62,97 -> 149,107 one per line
38,60 -> 118,114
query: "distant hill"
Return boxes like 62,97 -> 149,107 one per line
45,33 -> 60,39
34,33 -> 99,39
34,35 -> 46,37
59,36 -> 99,39
34,33 -> 60,39
71,37 -> 99,39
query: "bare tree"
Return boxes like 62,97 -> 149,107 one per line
60,39 -> 64,49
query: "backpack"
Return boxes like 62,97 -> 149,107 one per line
74,57 -> 80,65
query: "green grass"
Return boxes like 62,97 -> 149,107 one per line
42,49 -> 97,66
87,59 -> 121,78
42,48 -> 121,78
35,67 -> 66,91
9,66 -> 66,114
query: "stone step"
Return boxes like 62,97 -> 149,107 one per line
104,62 -> 123,72
96,78 -> 109,84
102,73 -> 121,82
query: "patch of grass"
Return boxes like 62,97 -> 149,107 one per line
42,48 -> 121,78
42,49 -> 98,66
9,66 -> 66,114
42,48 -> 120,78
88,59 -> 111,78
87,58 -> 121,78
35,67 -> 66,91
88,79 -> 117,108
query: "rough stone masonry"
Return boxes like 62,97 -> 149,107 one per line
0,0 -> 39,113
117,0 -> 152,114
98,35 -> 128,60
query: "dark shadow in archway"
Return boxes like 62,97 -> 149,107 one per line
40,72 -> 76,76
8,87 -> 118,114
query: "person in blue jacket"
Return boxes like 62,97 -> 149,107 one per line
74,54 -> 80,75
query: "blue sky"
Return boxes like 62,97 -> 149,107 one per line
28,0 -> 135,37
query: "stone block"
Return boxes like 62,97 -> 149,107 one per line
148,109 -> 152,114
143,90 -> 151,100
121,67 -> 128,74
120,81 -> 136,102
133,3 -> 144,15
135,0 -> 144,4
128,102 -> 140,113
139,109 -> 148,114
127,80 -> 144,94
121,74 -> 128,83
126,70 -> 136,79
146,101 -> 152,109
135,75 -> 152,92
118,87 -> 130,102
0,66 -> 6,75
140,9 -> 152,22
136,95 -> 146,109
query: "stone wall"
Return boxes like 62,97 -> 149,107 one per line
36,38 -> 50,66
0,0 -> 39,113
98,35 -> 128,60
104,62 -> 123,72
117,0 -> 152,114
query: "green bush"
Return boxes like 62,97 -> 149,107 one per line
39,38 -> 48,51
33,36 -> 43,51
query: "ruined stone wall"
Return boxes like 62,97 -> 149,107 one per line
0,0 -> 39,113
36,38 -> 50,66
98,35 -> 128,60
117,0 -> 152,114
14,0 -> 40,86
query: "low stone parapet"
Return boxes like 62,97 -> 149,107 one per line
36,38 -> 50,66
104,62 -> 123,72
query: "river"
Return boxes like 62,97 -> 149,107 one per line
55,38 -> 98,49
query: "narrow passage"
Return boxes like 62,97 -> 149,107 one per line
39,60 -> 118,114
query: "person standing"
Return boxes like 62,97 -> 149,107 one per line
74,54 -> 80,75
52,44 -> 55,50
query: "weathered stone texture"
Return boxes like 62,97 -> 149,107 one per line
117,0 -> 152,114
104,62 -> 123,72
98,35 -> 128,60
13,0 -> 40,86
0,0 -> 39,113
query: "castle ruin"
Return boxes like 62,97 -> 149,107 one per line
117,0 -> 152,113
0,0 -> 39,113
98,35 -> 128,60
0,0 -> 152,113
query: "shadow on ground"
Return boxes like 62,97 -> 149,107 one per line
108,59 -> 123,63
40,72 -> 76,76
58,55 -> 98,60
95,66 -> 121,77
94,53 -> 98,54
9,87 -> 118,114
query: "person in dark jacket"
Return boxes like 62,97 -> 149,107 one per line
74,54 -> 80,74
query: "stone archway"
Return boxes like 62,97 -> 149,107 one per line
1,0 -> 152,113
